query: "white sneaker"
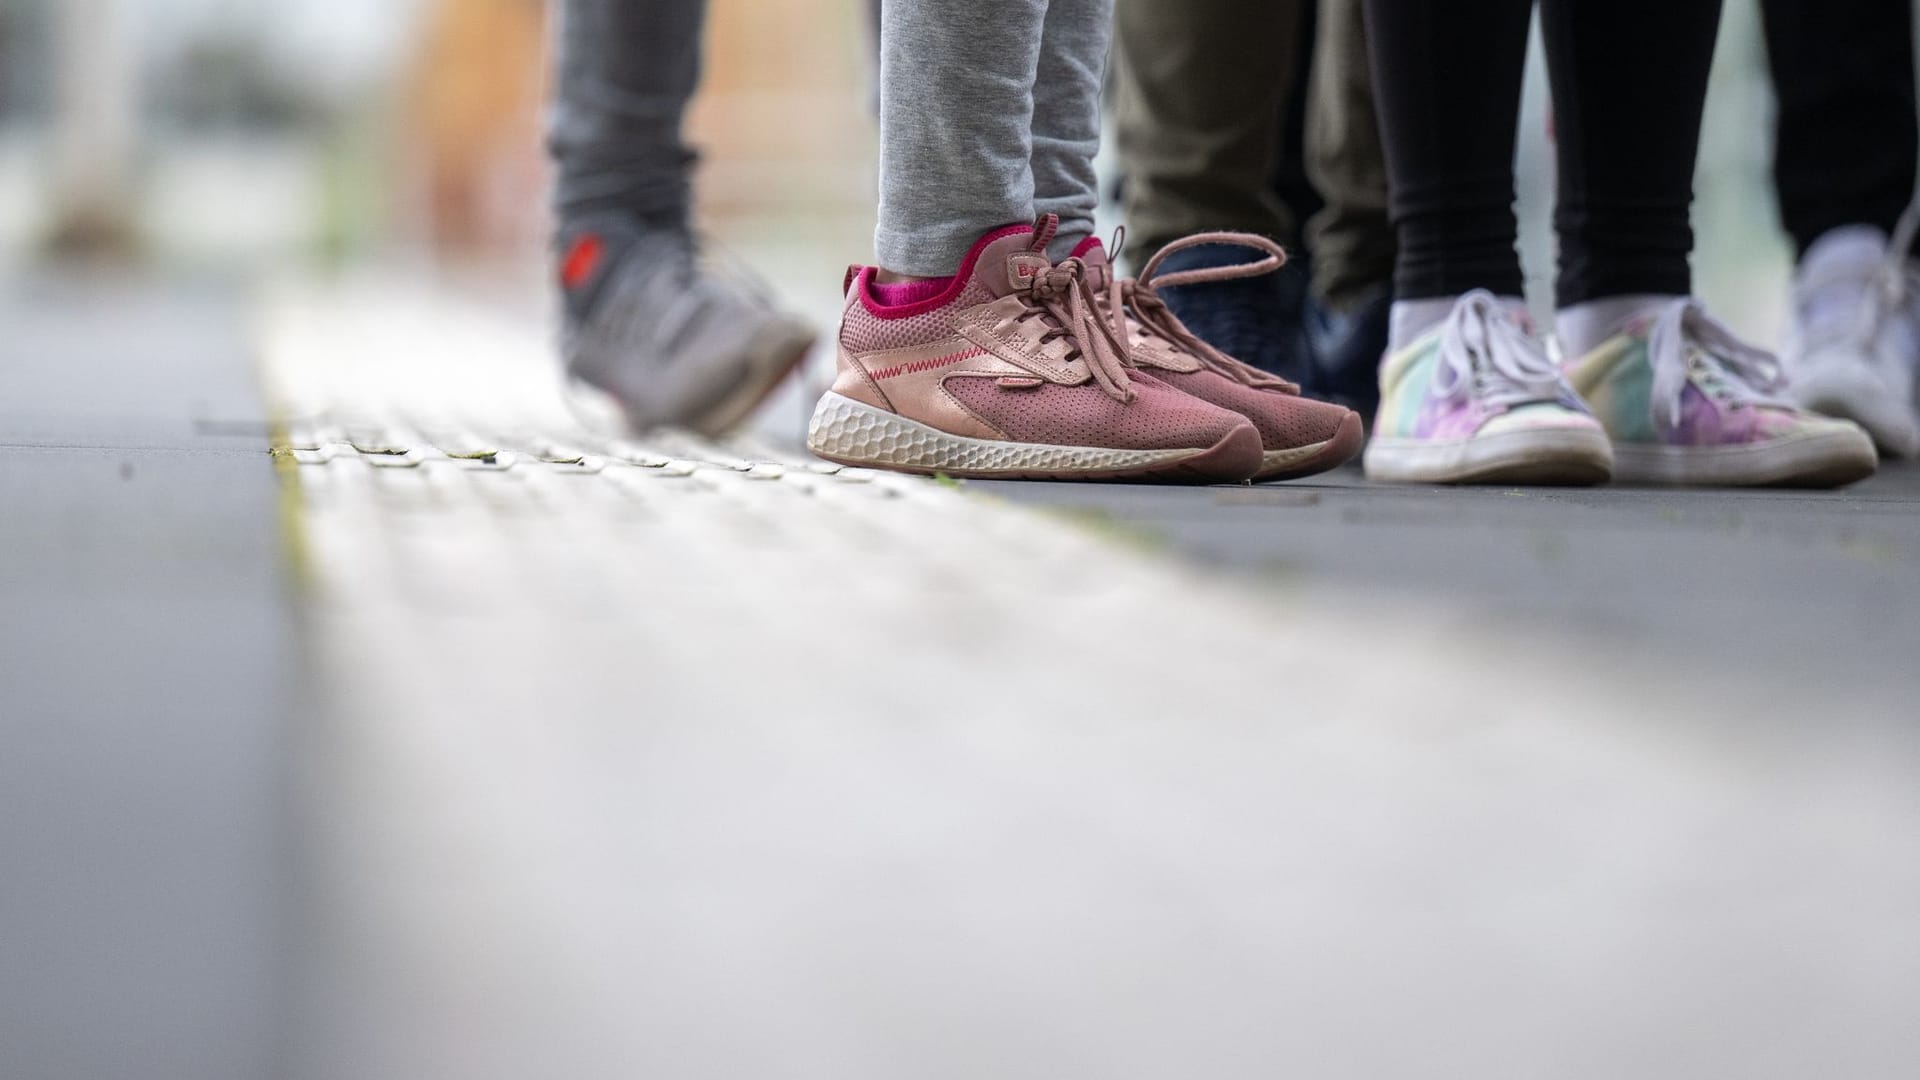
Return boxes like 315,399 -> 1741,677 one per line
1783,215 -> 1920,459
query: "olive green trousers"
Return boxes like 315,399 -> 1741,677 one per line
1112,0 -> 1394,309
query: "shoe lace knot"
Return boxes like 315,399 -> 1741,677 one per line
1013,249 -> 1136,403
1125,231 -> 1301,393
1434,289 -> 1566,411
1646,297 -> 1787,428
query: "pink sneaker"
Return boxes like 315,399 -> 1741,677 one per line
1074,234 -> 1365,483
809,216 -> 1263,482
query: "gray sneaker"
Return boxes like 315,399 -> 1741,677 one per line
558,218 -> 816,437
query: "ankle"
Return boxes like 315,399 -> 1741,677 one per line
875,268 -> 941,285
1389,293 -> 1527,352
1389,297 -> 1455,351
1555,293 -> 1675,358
1049,231 -> 1094,264
870,268 -> 954,307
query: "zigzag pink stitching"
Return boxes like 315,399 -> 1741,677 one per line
871,346 -> 986,381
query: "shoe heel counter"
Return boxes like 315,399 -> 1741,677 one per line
832,290 -> 893,411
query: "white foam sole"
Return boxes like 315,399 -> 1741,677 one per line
1260,441 -> 1332,472
807,391 -> 1195,476
1610,426 -> 1878,487
1363,427 -> 1614,485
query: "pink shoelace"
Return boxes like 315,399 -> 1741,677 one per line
1125,231 -> 1303,394
1017,214 -> 1136,403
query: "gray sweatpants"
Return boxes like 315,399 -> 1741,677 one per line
877,0 -> 1114,275
547,0 -> 702,225
549,0 -> 1110,273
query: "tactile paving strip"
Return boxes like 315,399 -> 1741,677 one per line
261,278 -> 1310,670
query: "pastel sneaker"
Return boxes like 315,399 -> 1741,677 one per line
559,214 -> 816,437
808,215 -> 1263,482
1076,234 -> 1365,483
1364,291 -> 1612,484
1566,298 -> 1877,487
1782,222 -> 1920,458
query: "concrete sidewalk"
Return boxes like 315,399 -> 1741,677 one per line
264,278 -> 1917,1080
3,268 -> 1914,1077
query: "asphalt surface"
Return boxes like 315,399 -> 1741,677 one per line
987,461 -> 1920,714
0,273 -> 292,1080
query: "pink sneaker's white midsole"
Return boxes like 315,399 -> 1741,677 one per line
1259,441 -> 1333,472
1363,427 -> 1614,483
1610,426 -> 1878,486
807,392 -> 1197,474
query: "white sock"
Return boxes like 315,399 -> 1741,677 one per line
1388,297 -> 1458,352
1555,294 -> 1674,359
1389,294 -> 1527,353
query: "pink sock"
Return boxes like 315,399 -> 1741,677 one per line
870,276 -> 952,306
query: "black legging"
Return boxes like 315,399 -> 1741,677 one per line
1761,0 -> 1918,256
1362,0 -> 1724,305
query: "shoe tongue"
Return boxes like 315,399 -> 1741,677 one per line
974,229 -> 1055,300
1071,238 -> 1111,291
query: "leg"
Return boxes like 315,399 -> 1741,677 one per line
1359,0 -> 1609,485
546,0 -> 703,225
1111,0 -> 1305,264
1547,0 -> 1877,487
821,0 -> 1276,483
1363,0 -> 1533,309
1304,0 -> 1394,312
1272,3 -> 1325,245
1761,0 -> 1917,256
1765,0 -> 1920,457
547,0 -> 815,437
1029,0 -> 1114,258
1301,0 -> 1395,414
1542,0 -> 1723,309
1111,0 -> 1315,381
876,0 -> 1049,275
824,0 -> 1359,483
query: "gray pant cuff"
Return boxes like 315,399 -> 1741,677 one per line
875,225 -> 1007,277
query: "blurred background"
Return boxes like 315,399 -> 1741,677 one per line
3,0 -> 878,351
1,0 -> 1790,368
